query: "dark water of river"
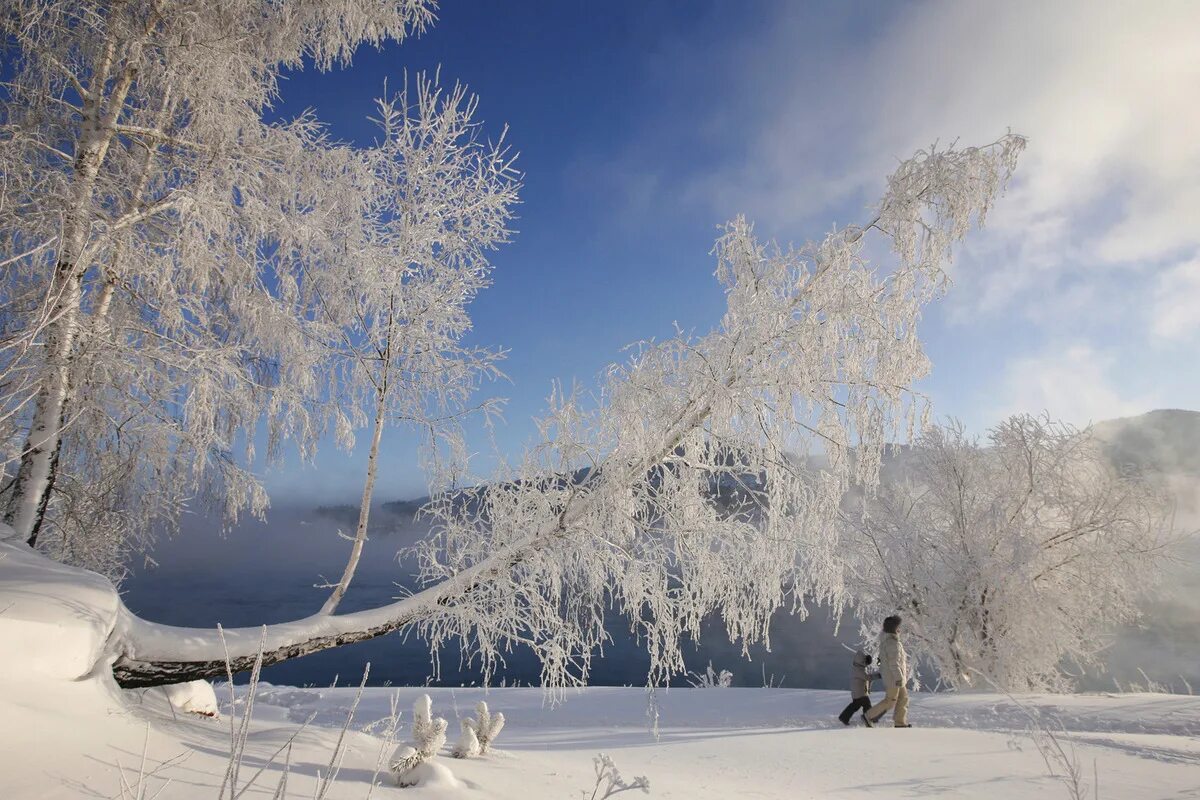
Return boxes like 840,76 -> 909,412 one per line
121,504 -> 855,688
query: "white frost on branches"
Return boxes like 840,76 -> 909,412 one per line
0,0 -> 446,577
316,75 -> 519,614
845,415 -> 1174,691
584,753 -> 650,799
410,136 -> 1027,691
104,134 -> 1024,689
686,662 -> 733,689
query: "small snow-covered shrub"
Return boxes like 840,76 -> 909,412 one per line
451,718 -> 480,759
474,701 -> 505,753
451,700 -> 504,758
452,700 -> 505,758
163,679 -> 219,717
391,694 -> 448,786
686,662 -> 733,688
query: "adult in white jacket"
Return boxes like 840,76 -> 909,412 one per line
866,615 -> 911,727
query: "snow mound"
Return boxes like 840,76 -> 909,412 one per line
0,538 -> 120,681
162,679 -> 219,717
395,759 -> 460,789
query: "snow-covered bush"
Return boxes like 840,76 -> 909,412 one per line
474,701 -> 506,754
686,662 -> 733,688
162,680 -> 218,718
451,717 -> 480,759
452,701 -> 505,758
391,694 -> 448,786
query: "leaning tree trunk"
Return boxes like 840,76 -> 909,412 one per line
111,527 -> 536,687
319,381 -> 387,615
109,389 -> 713,687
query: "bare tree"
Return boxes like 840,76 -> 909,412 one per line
845,415 -> 1174,691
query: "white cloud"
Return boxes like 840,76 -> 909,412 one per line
1152,258 -> 1200,340
682,0 -> 1200,324
990,344 -> 1159,425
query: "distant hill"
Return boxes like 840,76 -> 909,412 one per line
1092,408 -> 1200,477
368,409 -> 1200,517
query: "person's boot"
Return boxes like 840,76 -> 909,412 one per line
862,714 -> 874,728
894,723 -> 912,728
839,715 -> 851,726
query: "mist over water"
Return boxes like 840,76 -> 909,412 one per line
121,411 -> 1200,691
122,503 -> 856,689
121,505 -> 1199,693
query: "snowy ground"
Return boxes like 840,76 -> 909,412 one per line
3,540 -> 1200,799
4,679 -> 1200,799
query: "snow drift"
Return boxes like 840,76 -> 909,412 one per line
0,531 -> 121,681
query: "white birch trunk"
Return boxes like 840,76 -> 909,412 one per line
6,183 -> 93,544
319,383 -> 387,615
4,40 -> 134,544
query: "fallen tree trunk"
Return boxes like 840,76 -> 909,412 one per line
111,604 -> 420,687
109,527 -> 544,687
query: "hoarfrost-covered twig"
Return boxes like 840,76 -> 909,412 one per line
686,662 -> 733,688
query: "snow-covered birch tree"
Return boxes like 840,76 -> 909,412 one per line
317,78 -> 519,616
844,415 -> 1174,691
108,135 -> 1027,687
0,0 -> 436,575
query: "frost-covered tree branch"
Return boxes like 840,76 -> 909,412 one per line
107,135 -> 1025,687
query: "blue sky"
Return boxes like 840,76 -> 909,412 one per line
262,0 -> 1200,505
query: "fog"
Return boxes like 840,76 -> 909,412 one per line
121,410 -> 1200,691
